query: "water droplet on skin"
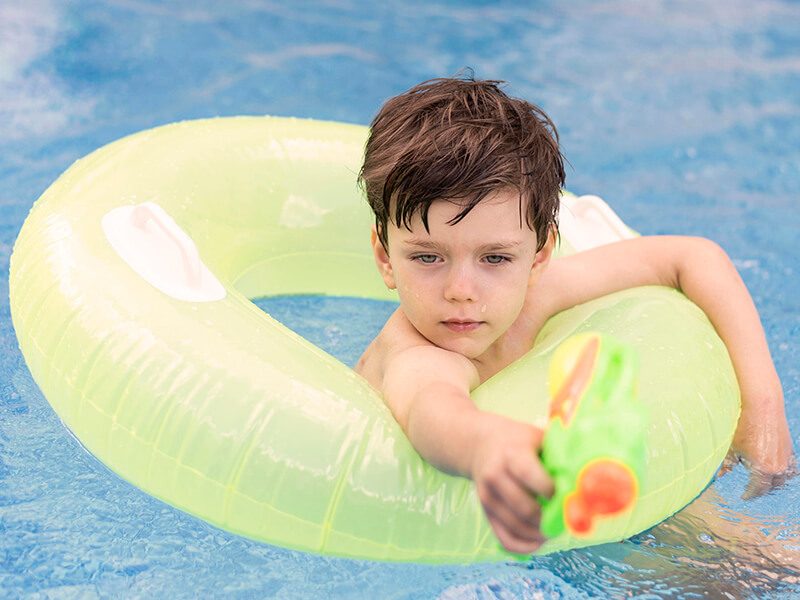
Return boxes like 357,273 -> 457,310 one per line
480,304 -> 487,313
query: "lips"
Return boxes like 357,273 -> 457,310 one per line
442,320 -> 483,333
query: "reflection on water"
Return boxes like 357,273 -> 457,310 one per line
637,487 -> 800,595
2,0 -> 800,597
0,2 -> 97,142
531,484 -> 800,597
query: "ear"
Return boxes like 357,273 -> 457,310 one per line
530,226 -> 556,276
371,225 -> 396,289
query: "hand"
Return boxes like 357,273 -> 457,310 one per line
721,397 -> 796,499
469,415 -> 554,554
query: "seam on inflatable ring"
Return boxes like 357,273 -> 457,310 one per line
638,442 -> 728,503
15,278 -> 61,350
142,361 -> 206,486
219,395 -> 274,527
72,325 -> 114,422
475,518 -> 495,559
318,414 -> 376,554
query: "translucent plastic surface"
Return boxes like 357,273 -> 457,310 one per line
8,117 -> 738,561
2,1 -> 799,597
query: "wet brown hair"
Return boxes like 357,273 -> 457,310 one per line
359,75 -> 566,252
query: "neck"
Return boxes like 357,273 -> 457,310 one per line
470,332 -> 520,383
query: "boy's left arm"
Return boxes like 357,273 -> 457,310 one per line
539,235 -> 794,478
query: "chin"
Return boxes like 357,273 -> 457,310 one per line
415,321 -> 491,358
435,337 -> 488,359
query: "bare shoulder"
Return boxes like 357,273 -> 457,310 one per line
355,307 -> 480,395
375,314 -> 481,429
355,307 -> 425,390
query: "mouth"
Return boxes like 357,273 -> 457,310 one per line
442,320 -> 484,333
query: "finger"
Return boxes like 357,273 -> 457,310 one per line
786,454 -> 799,478
742,468 -> 776,500
481,474 -> 542,530
716,450 -> 739,479
529,425 -> 545,447
742,465 -> 796,500
508,453 -> 554,500
479,481 -> 541,541
485,510 -> 544,555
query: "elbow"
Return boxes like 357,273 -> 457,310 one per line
692,237 -> 733,269
690,236 -> 727,256
675,236 -> 734,290
676,235 -> 727,257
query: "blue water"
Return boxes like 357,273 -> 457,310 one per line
2,1 -> 799,597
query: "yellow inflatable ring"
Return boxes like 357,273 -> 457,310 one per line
9,117 -> 739,562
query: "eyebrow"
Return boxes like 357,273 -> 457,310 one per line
403,239 -> 522,252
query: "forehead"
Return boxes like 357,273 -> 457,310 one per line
389,189 -> 537,247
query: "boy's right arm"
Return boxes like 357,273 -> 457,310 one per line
382,345 -> 554,553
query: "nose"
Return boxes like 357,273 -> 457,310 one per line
444,263 -> 477,303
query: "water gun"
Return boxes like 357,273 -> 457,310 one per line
539,333 -> 647,538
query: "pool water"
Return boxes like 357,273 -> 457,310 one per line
2,1 -> 799,598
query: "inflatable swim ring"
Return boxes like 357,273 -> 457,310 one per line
9,117 -> 739,562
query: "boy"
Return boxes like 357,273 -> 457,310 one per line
354,76 -> 793,554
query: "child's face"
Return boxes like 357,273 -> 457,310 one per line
372,188 -> 552,360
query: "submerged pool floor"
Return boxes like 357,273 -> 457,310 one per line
2,1 -> 799,598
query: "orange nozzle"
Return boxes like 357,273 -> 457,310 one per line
564,459 -> 637,536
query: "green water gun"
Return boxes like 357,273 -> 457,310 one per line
539,333 -> 647,538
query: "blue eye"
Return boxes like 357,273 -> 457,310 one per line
485,255 -> 509,265
414,254 -> 438,264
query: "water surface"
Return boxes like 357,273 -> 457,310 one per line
2,1 -> 799,598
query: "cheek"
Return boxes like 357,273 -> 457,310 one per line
394,265 -> 435,298
493,271 -> 530,314
394,277 -> 428,315
497,292 -> 526,322
397,288 -> 420,311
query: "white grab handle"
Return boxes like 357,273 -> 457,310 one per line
559,194 -> 636,252
130,203 -> 202,287
102,202 -> 226,302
